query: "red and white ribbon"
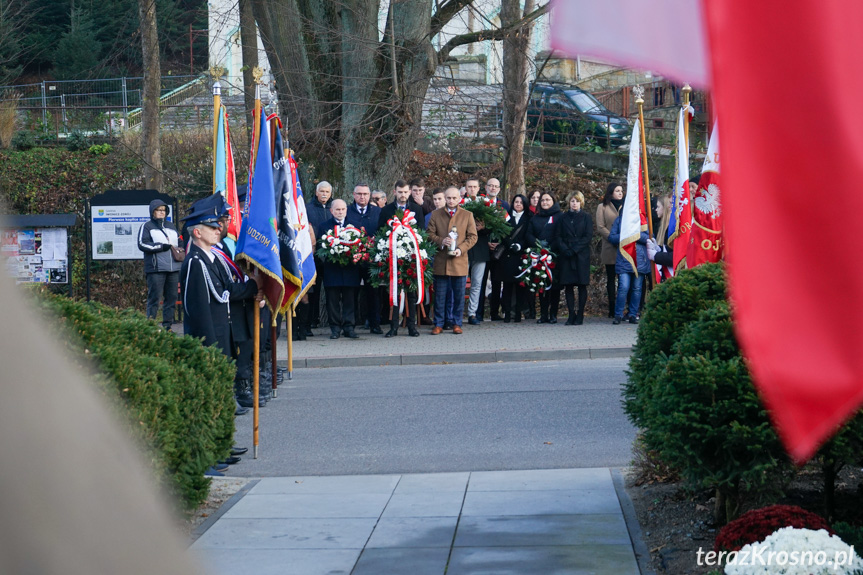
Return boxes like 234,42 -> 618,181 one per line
326,224 -> 362,248
387,210 -> 425,306
516,250 -> 554,285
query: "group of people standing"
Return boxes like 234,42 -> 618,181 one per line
139,177 -> 659,350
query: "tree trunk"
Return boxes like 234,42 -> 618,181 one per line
501,0 -> 535,200
239,0 -> 259,149
713,488 -> 726,525
138,0 -> 162,191
250,0 -> 547,195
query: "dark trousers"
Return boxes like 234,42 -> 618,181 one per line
146,271 -> 179,327
605,264 -> 616,318
326,286 -> 357,331
390,300 -> 417,330
477,262 -> 503,319
358,280 -> 381,329
235,339 -> 254,381
539,287 -> 561,320
564,284 -> 588,321
501,282 -> 528,318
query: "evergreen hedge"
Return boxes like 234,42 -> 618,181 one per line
626,263 -> 863,523
35,292 -> 236,510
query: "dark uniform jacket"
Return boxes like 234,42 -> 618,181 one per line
214,242 -> 256,343
319,217 -> 362,288
181,243 -> 258,357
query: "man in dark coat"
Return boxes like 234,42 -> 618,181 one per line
180,196 -> 260,357
306,181 -> 333,329
378,179 -> 426,232
477,177 -> 508,321
320,199 -> 362,339
346,183 -> 383,334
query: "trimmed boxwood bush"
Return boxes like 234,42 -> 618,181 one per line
624,262 -> 727,429
34,292 -> 236,510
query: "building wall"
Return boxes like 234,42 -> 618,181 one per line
207,0 -> 272,96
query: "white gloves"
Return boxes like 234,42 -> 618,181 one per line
646,238 -> 659,261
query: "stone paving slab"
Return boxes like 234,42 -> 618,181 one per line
190,468 -> 642,575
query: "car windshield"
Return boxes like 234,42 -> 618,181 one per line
564,90 -> 608,114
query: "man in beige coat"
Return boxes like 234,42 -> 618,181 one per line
427,186 -> 478,334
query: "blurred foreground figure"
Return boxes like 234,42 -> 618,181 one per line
0,274 -> 203,575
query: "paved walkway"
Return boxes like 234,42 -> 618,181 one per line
189,468 -> 644,575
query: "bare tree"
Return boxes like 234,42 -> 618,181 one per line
500,0 -> 535,199
239,0 -> 259,148
250,0 -> 549,194
138,0 -> 162,190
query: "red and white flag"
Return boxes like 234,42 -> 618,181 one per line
619,118 -> 646,274
669,106 -> 693,273
552,0 -> 863,462
687,120 -> 723,267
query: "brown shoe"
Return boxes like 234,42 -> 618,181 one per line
431,326 -> 443,335
452,325 -> 463,335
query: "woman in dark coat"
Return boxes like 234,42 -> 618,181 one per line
557,191 -> 593,325
526,191 -> 563,323
497,194 -> 531,322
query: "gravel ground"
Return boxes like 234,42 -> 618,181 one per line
184,477 -> 251,537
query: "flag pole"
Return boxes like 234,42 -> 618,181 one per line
251,67 -> 263,459
271,324 -> 277,398
287,304 -> 294,380
210,66 -> 223,191
634,87 -> 656,285
682,84 -> 692,153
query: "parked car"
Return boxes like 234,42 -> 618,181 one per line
526,83 -> 632,147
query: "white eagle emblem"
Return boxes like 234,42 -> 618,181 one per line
694,183 -> 721,217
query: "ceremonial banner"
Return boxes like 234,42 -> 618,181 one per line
686,120 -> 722,267
288,154 -> 317,300
618,118 -> 646,274
236,110 -> 285,316
669,106 -> 693,272
268,116 -> 302,310
213,106 -> 241,243
704,1 -> 863,461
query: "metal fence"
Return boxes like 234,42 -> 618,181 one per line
0,75 -> 207,135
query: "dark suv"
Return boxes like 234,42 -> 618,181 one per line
526,83 -> 632,147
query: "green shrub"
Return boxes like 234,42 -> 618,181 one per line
65,130 -> 91,151
625,263 -> 727,429
834,522 -> 863,551
644,300 -> 791,522
11,130 -> 36,150
35,292 -> 236,510
89,143 -> 111,155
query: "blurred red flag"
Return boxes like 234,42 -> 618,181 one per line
704,1 -> 863,462
554,1 -> 863,462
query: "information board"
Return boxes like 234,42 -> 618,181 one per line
1,227 -> 69,283
89,190 -> 175,261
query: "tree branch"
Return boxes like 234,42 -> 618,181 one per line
436,2 -> 550,63
430,0 -> 475,38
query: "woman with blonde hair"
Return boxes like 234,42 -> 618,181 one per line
647,193 -> 675,281
557,191 -> 593,325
